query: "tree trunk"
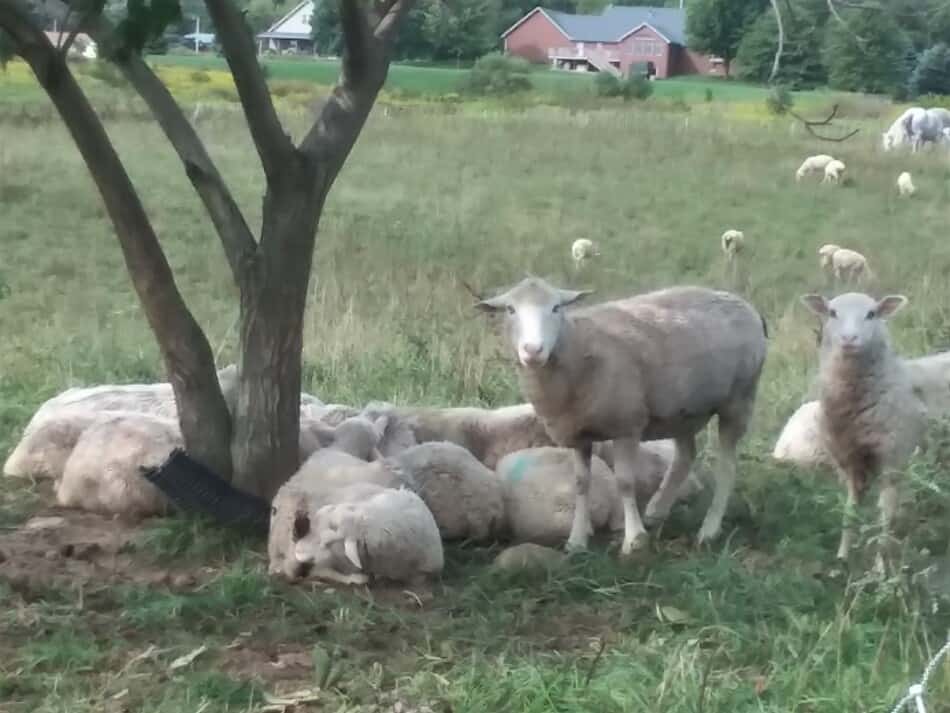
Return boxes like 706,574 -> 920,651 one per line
231,176 -> 327,498
3,18 -> 234,479
723,57 -> 731,78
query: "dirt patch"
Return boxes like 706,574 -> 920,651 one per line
0,507 -> 210,595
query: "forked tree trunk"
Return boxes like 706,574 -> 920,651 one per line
230,179 -> 328,498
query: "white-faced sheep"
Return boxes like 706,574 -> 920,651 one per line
795,154 -> 835,182
801,292 -> 927,564
897,171 -> 916,197
496,443 -> 703,546
822,159 -> 846,184
475,277 -> 768,554
571,238 -> 600,269
298,413 -> 390,462
292,485 -> 444,586
720,230 -> 745,262
819,245 -> 873,284
55,412 -> 182,518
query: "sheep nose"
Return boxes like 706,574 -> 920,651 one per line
522,343 -> 542,356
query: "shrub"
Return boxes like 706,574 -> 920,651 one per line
624,74 -> 653,100
704,88 -> 714,102
189,70 -> 211,84
595,72 -> 624,97
459,53 -> 532,96
910,44 -> 950,97
765,84 -> 793,115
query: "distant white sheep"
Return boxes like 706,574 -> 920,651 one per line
291,484 -> 444,586
822,159 -> 846,184
897,171 -> 916,197
795,154 -> 835,182
571,238 -> 600,269
55,412 -> 182,518
818,244 -> 873,283
720,229 -> 745,262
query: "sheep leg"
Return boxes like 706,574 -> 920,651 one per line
697,408 -> 747,544
311,567 -> 369,586
837,473 -> 860,561
874,473 -> 900,574
612,437 -> 649,554
566,443 -> 594,552
644,435 -> 696,526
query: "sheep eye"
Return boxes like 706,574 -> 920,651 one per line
828,309 -> 838,319
506,305 -> 515,315
866,310 -> 876,320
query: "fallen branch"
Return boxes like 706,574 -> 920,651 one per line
788,104 -> 860,142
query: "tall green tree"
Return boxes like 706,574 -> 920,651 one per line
421,0 -> 500,62
686,0 -> 767,77
735,0 -> 828,87
823,7 -> 910,93
910,42 -> 950,95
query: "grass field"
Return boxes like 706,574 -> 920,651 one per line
2,80 -> 950,712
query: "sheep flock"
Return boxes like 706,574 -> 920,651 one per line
5,104 -> 948,589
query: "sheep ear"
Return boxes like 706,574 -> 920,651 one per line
343,537 -> 362,570
876,295 -> 908,319
800,294 -> 829,317
558,289 -> 593,306
475,294 -> 508,313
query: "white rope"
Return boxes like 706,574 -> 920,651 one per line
889,636 -> 950,713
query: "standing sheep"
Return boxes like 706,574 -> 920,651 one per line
795,154 -> 835,182
571,239 -> 600,270
822,159 -> 846,184
801,292 -> 927,564
818,245 -> 873,284
897,171 -> 916,197
720,229 -> 745,262
475,277 -> 768,554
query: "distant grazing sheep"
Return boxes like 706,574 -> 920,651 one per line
897,171 -> 916,197
720,229 -> 745,262
55,412 -> 182,518
822,159 -> 846,184
475,277 -> 768,554
571,238 -> 600,269
291,484 -> 444,585
818,245 -> 872,284
801,292 -> 927,564
795,154 -> 835,181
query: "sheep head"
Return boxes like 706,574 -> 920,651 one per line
801,293 -> 907,359
475,276 -> 593,368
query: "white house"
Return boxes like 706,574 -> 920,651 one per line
257,0 -> 316,55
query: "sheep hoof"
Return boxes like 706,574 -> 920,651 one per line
695,521 -> 721,546
620,532 -> 650,556
564,536 -> 589,554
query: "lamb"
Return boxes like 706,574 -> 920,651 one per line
292,485 -> 444,586
393,403 -> 554,470
55,412 -> 182,517
571,238 -> 600,269
475,277 -> 768,554
720,229 -> 745,262
818,245 -> 872,284
897,171 -> 916,197
496,443 -> 703,546
801,292 -> 927,564
393,441 -> 503,542
822,159 -> 846,184
298,413 -> 390,462
795,154 -> 835,182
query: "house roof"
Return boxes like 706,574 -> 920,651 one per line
258,0 -> 315,39
502,5 -> 687,46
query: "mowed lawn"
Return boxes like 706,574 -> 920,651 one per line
2,89 -> 950,712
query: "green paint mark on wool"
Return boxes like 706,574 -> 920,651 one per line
505,453 -> 534,483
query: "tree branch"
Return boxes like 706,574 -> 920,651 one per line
202,0 -> 294,182
827,0 -> 867,45
789,104 -> 860,141
0,0 -> 234,477
768,0 -> 784,83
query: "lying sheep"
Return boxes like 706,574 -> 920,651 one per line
795,154 -> 834,182
292,485 -> 444,586
392,441 -> 503,542
822,159 -> 846,184
897,171 -> 916,197
801,292 -> 927,564
475,277 -> 767,554
496,444 -> 702,546
298,413 -> 389,462
3,408 -> 104,480
395,403 -> 553,470
819,244 -> 872,284
571,238 -> 600,269
55,412 -> 182,517
720,229 -> 745,262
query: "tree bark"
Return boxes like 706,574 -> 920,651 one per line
0,0 -> 234,479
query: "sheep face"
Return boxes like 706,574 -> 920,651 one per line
882,132 -> 895,151
818,244 -> 840,269
476,277 -> 592,367
801,293 -> 907,357
293,502 -> 364,572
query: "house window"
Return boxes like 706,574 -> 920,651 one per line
633,39 -> 663,57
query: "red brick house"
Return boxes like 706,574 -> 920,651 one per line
501,5 -> 724,79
